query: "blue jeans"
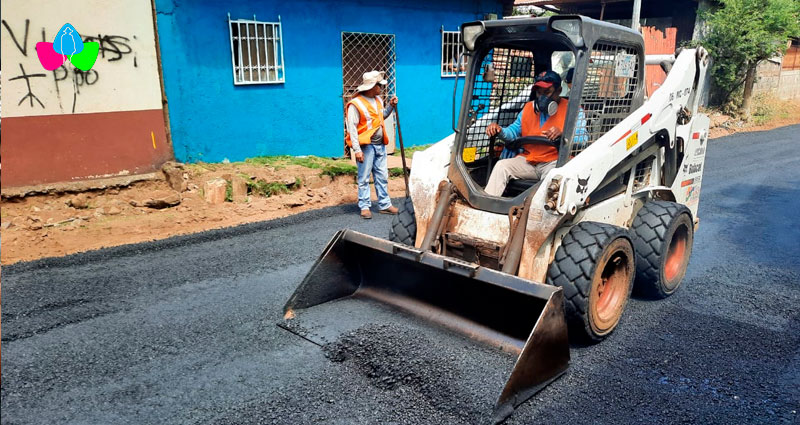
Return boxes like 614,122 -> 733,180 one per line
356,143 -> 391,211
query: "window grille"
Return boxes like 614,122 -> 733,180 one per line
341,32 -> 396,103
228,14 -> 285,85
341,32 -> 396,157
570,42 -> 640,157
441,30 -> 466,77
462,48 -> 536,162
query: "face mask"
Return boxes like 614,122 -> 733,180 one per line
534,94 -> 558,116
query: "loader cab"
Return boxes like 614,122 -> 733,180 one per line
451,16 -> 645,215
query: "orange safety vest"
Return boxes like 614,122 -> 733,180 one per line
344,95 -> 389,147
518,99 -> 567,163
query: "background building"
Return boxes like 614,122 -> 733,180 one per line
1,0 -> 172,188
154,0 -> 511,163
518,0 -> 800,101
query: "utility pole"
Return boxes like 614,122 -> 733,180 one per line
631,0 -> 642,31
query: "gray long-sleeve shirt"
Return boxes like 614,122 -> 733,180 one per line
346,95 -> 394,154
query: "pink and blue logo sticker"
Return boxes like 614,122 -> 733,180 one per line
36,23 -> 99,71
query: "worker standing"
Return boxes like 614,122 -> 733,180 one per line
345,71 -> 399,219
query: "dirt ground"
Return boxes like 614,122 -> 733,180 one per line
2,101 -> 799,265
0,160 -> 406,265
706,99 -> 800,138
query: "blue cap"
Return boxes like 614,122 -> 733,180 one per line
534,70 -> 562,89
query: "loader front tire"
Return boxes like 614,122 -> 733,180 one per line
547,222 -> 635,342
631,201 -> 694,299
389,196 -> 416,246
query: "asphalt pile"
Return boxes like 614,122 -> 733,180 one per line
323,323 -> 481,411
206,320 -> 517,425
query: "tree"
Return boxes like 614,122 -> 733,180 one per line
701,0 -> 800,118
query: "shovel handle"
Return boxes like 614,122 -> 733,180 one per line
394,105 -> 411,198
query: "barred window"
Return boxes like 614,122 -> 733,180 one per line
441,30 -> 466,77
570,42 -> 640,158
462,48 -> 536,163
228,14 -> 285,85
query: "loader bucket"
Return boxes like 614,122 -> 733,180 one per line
281,229 -> 569,423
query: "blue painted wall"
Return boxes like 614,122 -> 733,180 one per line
154,0 -> 503,162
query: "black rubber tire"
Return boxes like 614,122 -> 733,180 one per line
389,196 -> 416,246
547,222 -> 635,343
631,201 -> 694,299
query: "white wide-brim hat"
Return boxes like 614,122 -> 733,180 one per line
356,70 -> 388,92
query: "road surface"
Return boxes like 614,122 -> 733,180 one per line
2,125 -> 799,424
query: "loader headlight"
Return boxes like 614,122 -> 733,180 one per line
461,23 -> 485,51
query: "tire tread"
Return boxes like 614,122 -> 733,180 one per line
547,221 -> 632,342
389,197 -> 416,246
631,200 -> 692,298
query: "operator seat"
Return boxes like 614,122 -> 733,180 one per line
502,179 -> 542,198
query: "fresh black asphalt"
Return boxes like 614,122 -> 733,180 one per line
2,125 -> 799,424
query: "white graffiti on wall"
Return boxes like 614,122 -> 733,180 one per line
2,18 -> 141,114
1,0 -> 163,119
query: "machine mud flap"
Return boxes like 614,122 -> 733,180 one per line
281,229 -> 569,423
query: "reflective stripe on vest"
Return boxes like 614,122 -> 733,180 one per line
518,100 -> 567,163
344,95 -> 389,147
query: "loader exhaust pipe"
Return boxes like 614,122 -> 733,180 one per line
282,230 -> 570,423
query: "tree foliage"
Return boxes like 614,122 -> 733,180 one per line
701,0 -> 800,104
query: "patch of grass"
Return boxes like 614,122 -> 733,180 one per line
321,164 -> 358,178
245,155 -> 342,170
751,94 -> 792,126
396,144 -> 432,158
247,180 -> 292,197
185,162 -> 227,172
389,167 -> 406,177
243,156 -> 284,166
225,182 -> 233,202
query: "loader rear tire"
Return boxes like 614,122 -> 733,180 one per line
389,196 -> 416,246
547,222 -> 635,343
631,201 -> 694,299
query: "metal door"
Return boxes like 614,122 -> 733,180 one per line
341,32 -> 397,155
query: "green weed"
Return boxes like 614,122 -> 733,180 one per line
225,182 -> 233,202
751,94 -> 791,125
186,162 -> 226,172
247,180 -> 292,197
244,155 -> 341,170
321,164 -> 358,178
396,144 -> 432,158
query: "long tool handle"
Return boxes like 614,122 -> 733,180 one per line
487,134 -> 496,186
394,105 -> 411,198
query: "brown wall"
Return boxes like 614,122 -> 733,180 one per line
642,26 -> 677,97
1,110 -> 172,188
1,0 -> 171,189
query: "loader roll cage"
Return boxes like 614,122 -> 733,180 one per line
451,16 -> 645,215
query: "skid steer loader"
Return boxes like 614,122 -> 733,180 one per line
282,15 -> 710,423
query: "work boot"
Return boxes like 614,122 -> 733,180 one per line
379,205 -> 399,215
360,209 -> 372,219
